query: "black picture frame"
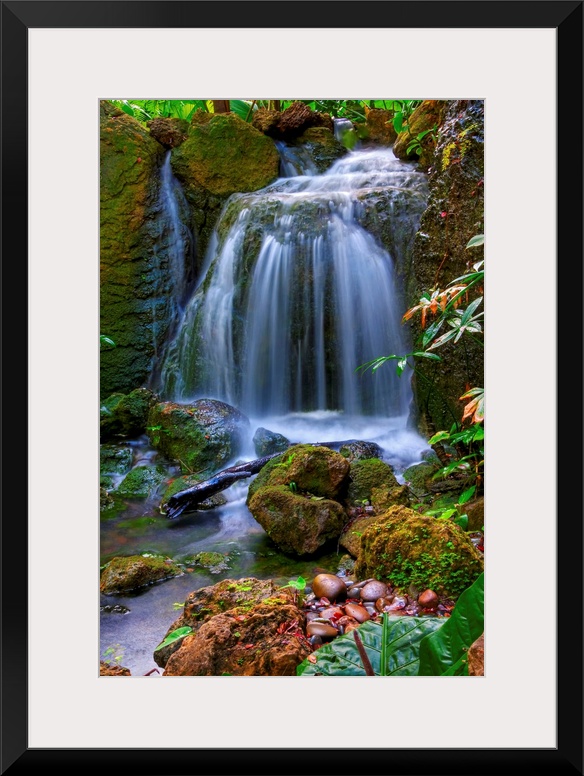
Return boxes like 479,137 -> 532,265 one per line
2,1 -> 582,774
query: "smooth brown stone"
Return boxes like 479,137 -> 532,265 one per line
344,603 -> 370,623
307,621 -> 339,638
319,606 -> 344,621
311,573 -> 347,602
418,589 -> 439,609
360,580 -> 388,602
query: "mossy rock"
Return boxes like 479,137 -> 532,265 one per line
370,484 -> 411,512
100,444 -> 133,476
171,112 -> 280,197
116,464 -> 168,498
339,514 -> 380,557
338,440 -> 384,462
99,490 -> 127,519
100,554 -> 182,594
191,552 -> 231,573
146,117 -> 189,148
346,458 -> 399,506
247,485 -> 347,556
293,127 -> 348,173
146,399 -> 250,475
465,496 -> 485,531
100,388 -> 157,441
354,505 -> 484,600
247,444 -> 350,502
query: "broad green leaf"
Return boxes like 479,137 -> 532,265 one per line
428,430 -> 450,444
466,234 -> 485,249
460,297 -> 483,326
393,113 -> 404,134
412,351 -> 442,361
154,626 -> 193,653
454,513 -> 469,530
417,573 -> 484,676
297,616 -> 443,676
435,508 -> 457,520
457,485 -> 476,505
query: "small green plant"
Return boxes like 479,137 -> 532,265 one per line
288,481 -> 298,494
101,643 -> 125,665
406,125 -> 438,157
172,602 -> 184,610
281,575 -> 306,604
100,334 -> 116,349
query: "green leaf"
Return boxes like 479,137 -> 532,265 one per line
457,485 -> 476,505
454,513 -> 469,530
428,430 -> 450,444
100,334 -> 116,348
460,297 -> 483,326
396,357 -> 407,376
297,617 -> 443,676
393,113 -> 404,134
466,234 -> 484,249
412,351 -> 442,361
435,508 -> 457,521
417,573 -> 484,676
154,626 -> 193,653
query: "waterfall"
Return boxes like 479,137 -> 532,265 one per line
158,145 -> 428,442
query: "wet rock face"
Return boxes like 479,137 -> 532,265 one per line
100,555 -> 182,594
100,100 -> 170,398
407,99 -> 484,433
364,108 -> 398,146
291,127 -> 348,173
393,100 -> 443,167
146,398 -> 250,475
346,458 -> 400,507
252,102 -> 334,141
252,426 -> 290,457
163,589 -> 310,676
354,504 -> 484,601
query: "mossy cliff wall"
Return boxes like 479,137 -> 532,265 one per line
100,100 -> 168,398
407,100 -> 484,433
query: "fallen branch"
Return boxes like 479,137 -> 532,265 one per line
163,438 -> 382,520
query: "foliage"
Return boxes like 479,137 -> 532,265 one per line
418,572 -> 484,675
100,334 -> 116,349
297,574 -> 483,677
154,626 -> 193,653
297,615 -> 442,676
101,642 -> 125,665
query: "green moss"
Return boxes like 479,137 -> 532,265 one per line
116,464 -> 168,498
346,458 -> 399,505
100,444 -> 133,475
354,505 -> 483,600
100,554 -> 182,594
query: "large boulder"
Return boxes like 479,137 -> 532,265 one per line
163,587 -> 310,676
364,108 -> 397,146
146,117 -> 189,148
100,554 -> 182,594
346,458 -> 400,506
100,100 -> 175,398
170,112 -> 280,258
291,127 -> 348,173
146,398 -> 250,475
354,504 -> 484,600
116,464 -> 168,498
247,444 -> 350,501
247,485 -> 347,556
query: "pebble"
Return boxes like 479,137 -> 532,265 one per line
344,603 -> 370,623
360,580 -> 388,601
347,587 -> 362,599
307,621 -> 339,639
418,589 -> 439,609
311,573 -> 347,602
319,606 -> 344,621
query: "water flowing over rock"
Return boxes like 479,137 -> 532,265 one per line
100,101 -> 193,398
159,146 -> 428,424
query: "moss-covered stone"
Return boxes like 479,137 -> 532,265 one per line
247,485 -> 347,556
100,444 -> 133,476
172,112 -> 279,197
146,398 -> 250,475
247,444 -> 350,501
116,464 -> 168,498
465,496 -> 485,531
354,505 -> 484,600
100,554 -> 182,594
100,99 -> 168,398
370,484 -> 411,512
191,552 -> 230,573
403,461 -> 440,500
293,127 -> 348,173
346,458 -> 399,506
339,514 -> 379,557
100,388 -> 157,441
338,440 -> 384,463
146,117 -> 189,148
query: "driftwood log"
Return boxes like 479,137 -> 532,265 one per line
163,439 -> 381,519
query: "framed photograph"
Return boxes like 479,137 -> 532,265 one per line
3,1 -> 582,774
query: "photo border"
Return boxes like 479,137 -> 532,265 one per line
2,1 -> 582,773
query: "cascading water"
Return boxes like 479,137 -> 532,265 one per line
159,144 -> 429,456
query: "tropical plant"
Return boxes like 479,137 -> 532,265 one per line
297,573 -> 484,677
100,334 -> 116,349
